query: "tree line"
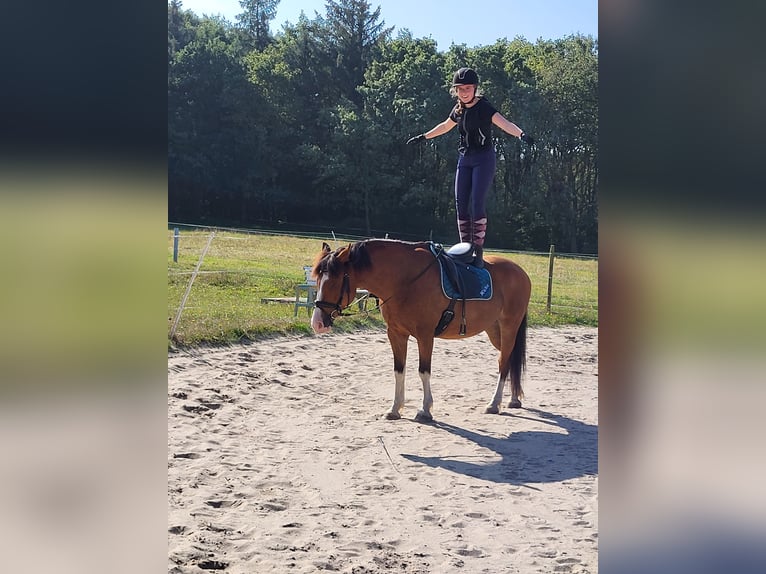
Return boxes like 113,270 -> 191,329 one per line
168,0 -> 598,254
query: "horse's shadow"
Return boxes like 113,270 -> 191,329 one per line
400,408 -> 597,485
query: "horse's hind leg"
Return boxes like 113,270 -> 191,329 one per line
485,316 -> 526,413
506,314 -> 527,409
485,348 -> 520,413
486,321 -> 502,351
485,372 -> 507,414
385,329 -> 408,420
485,322 -> 506,414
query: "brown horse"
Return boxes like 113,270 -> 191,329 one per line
311,239 -> 531,422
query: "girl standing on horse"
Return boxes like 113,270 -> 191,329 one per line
407,67 -> 534,267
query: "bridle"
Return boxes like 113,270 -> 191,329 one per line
313,243 -> 442,322
314,271 -> 351,321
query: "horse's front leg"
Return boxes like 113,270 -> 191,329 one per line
414,336 -> 435,422
385,329 -> 408,420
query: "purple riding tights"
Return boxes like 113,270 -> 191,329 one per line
454,147 -> 495,246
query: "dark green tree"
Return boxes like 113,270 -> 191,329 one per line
168,1 -> 598,252
168,15 -> 261,225
528,35 -> 598,253
242,13 -> 343,225
236,0 -> 280,50
168,1 -> 198,61
360,33 -> 454,238
316,0 -> 393,106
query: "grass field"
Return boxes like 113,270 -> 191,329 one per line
168,229 -> 597,347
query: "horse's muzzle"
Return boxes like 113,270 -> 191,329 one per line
311,307 -> 332,334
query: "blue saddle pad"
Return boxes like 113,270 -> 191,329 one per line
437,259 -> 493,300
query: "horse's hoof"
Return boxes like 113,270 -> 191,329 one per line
414,410 -> 433,423
484,405 -> 500,414
508,399 -> 522,408
385,411 -> 401,420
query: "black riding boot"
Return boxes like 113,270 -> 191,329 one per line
471,218 -> 487,268
472,244 -> 484,268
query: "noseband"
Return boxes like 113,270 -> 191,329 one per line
314,272 -> 351,320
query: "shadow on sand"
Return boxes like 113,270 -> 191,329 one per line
400,408 -> 597,485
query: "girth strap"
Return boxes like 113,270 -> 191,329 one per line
432,247 -> 468,337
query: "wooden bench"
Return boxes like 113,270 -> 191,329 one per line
293,266 -> 317,317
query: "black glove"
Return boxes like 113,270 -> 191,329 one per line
520,132 -> 535,146
407,134 -> 426,145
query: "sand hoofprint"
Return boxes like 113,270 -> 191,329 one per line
168,326 -> 597,573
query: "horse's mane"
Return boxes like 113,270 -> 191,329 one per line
312,240 -> 373,277
348,241 -> 373,270
313,238 -> 432,278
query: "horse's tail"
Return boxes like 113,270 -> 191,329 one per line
508,313 -> 527,400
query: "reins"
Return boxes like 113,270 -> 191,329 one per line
379,243 -> 443,307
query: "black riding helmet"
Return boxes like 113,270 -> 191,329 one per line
452,67 -> 479,86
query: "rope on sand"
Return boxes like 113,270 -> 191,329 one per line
377,436 -> 401,474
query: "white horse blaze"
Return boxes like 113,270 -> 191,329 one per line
310,273 -> 331,334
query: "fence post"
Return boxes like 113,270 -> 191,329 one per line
170,231 -> 216,340
173,227 -> 179,263
546,244 -> 555,312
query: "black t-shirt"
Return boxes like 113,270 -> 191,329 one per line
449,97 -> 498,154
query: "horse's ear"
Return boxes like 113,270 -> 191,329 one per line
321,242 -> 331,254
336,243 -> 353,263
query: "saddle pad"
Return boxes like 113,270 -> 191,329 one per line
438,259 -> 493,300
